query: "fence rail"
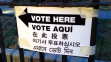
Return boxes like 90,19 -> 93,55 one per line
0,2 -> 111,6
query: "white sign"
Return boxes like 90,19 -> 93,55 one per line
15,6 -> 97,57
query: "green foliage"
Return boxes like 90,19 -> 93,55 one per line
0,14 -> 14,17
8,28 -> 17,36
100,6 -> 111,11
95,19 -> 111,61
72,0 -> 78,2
24,0 -> 30,2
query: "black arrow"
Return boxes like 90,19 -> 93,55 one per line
19,8 -> 31,27
19,8 -> 85,27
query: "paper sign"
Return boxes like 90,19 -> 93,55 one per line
15,6 -> 98,57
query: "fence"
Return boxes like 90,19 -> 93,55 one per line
0,0 -> 111,62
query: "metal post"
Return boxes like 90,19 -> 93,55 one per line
88,0 -> 100,62
33,1 -> 45,62
0,53 -> 2,62
15,15 -> 25,62
61,0 -> 68,62
88,17 -> 98,62
0,19 -> 7,62
19,48 -> 25,62
0,8 -> 2,15
62,55 -> 67,62
39,52 -> 44,62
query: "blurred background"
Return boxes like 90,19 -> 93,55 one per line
0,0 -> 111,61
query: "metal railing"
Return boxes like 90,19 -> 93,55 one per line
0,0 -> 111,62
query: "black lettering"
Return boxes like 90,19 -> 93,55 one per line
33,32 -> 37,37
71,26 -> 73,32
62,34 -> 68,40
42,33 -> 47,38
59,41 -> 63,46
33,46 -> 36,49
41,25 -> 45,31
46,26 -> 50,31
42,40 -> 46,44
52,33 -> 57,39
32,24 -> 50,31
32,25 -> 36,30
36,25 -> 41,30
75,42 -> 80,47
49,40 -> 53,45
65,27 -> 70,32
54,41 -> 58,45
53,26 -> 58,32
59,26 -> 64,32
64,42 -> 69,46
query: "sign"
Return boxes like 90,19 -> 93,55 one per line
15,6 -> 97,57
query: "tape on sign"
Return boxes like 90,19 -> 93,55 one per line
93,9 -> 99,18
79,45 -> 96,56
14,6 -> 26,17
78,7 -> 99,18
18,38 -> 30,47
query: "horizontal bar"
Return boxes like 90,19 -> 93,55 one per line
0,2 -> 111,6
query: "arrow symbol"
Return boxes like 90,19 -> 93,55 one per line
19,8 -> 31,27
19,8 -> 85,28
